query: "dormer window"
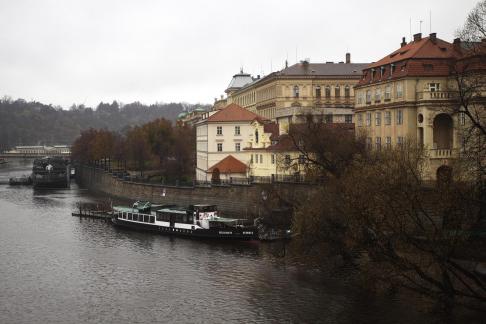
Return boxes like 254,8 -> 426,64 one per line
380,66 -> 385,78
390,64 -> 396,76
371,69 -> 376,80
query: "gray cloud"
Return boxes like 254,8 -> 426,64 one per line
0,0 -> 478,108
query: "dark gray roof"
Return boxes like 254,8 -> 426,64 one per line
226,72 -> 254,91
279,62 -> 369,76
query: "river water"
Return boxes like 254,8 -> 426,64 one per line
0,161 -> 459,323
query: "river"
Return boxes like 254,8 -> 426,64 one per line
0,160 -> 458,323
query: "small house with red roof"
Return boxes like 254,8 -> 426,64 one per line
195,103 -> 274,181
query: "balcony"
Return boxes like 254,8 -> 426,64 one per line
429,148 -> 453,158
417,91 -> 457,100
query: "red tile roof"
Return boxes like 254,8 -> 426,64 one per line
358,35 -> 462,86
206,103 -> 267,123
263,122 -> 279,140
208,155 -> 247,174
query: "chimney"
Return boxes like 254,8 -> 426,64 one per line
346,52 -> 351,64
401,37 -> 407,47
413,33 -> 422,42
429,33 -> 437,43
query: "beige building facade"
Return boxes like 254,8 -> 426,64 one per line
354,33 -> 467,179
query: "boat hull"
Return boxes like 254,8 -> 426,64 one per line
112,217 -> 258,241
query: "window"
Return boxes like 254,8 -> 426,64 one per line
390,64 -> 395,75
375,112 -> 381,126
396,83 -> 403,98
217,143 -> 222,152
315,86 -> 321,98
235,143 -> 240,151
250,154 -> 253,163
344,85 -> 350,98
325,114 -> 333,123
234,126 -> 240,135
385,136 -> 391,149
366,137 -> 372,150
284,155 -> 291,165
271,154 -> 275,164
384,111 -> 391,125
375,137 -> 381,150
298,155 -> 305,164
293,85 -> 299,98
260,154 -> 263,163
335,85 -> 341,97
396,110 -> 403,125
397,136 -> 404,147
366,112 -> 371,126
255,130 -> 259,144
345,114 -> 352,123
375,88 -> 381,102
366,90 -> 372,103
380,66 -> 385,78
357,114 -> 363,127
429,83 -> 440,92
325,86 -> 331,98
357,91 -> 364,104
385,85 -> 391,100
255,154 -> 258,163
371,69 -> 376,80
459,111 -> 466,125
217,126 -> 222,135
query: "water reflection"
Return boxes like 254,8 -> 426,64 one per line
0,164 -> 457,323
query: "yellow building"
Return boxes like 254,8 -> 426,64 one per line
354,33 -> 467,179
216,55 -> 369,133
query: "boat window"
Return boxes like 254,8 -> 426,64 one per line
128,213 -> 132,220
150,216 -> 155,223
133,214 -> 139,222
144,215 -> 149,223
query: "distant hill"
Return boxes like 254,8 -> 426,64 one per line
0,97 -> 210,150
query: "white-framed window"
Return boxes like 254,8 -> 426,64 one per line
375,88 -> 381,102
397,136 -> 404,147
235,143 -> 240,151
234,126 -> 240,135
255,154 -> 259,163
396,110 -> 403,125
429,83 -> 440,92
357,114 -> 363,127
284,154 -> 291,165
366,137 -> 372,150
396,83 -> 403,98
366,112 -> 371,126
217,126 -> 222,135
384,111 -> 391,125
375,137 -> 381,150
459,111 -> 466,125
357,91 -> 364,104
345,115 -> 352,123
366,90 -> 372,103
385,85 -> 391,100
293,85 -> 299,98
375,112 -> 381,126
217,143 -> 222,152
385,136 -> 391,149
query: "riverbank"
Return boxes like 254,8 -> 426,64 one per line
76,164 -> 316,218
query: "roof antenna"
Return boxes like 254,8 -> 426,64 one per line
409,17 -> 412,41
419,20 -> 423,33
429,10 -> 432,34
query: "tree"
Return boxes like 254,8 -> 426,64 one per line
457,0 -> 486,42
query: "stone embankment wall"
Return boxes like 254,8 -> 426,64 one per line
77,166 -> 317,218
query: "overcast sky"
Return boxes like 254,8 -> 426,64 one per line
0,0 -> 479,108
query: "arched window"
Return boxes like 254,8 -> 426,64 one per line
344,85 -> 350,98
325,86 -> 331,98
315,86 -> 321,98
293,86 -> 299,98
255,130 -> 259,144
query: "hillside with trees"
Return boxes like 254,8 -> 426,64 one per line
0,96 -> 209,151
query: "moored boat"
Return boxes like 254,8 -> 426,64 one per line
112,201 -> 258,240
32,157 -> 69,189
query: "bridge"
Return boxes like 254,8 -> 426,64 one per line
0,145 -> 71,159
